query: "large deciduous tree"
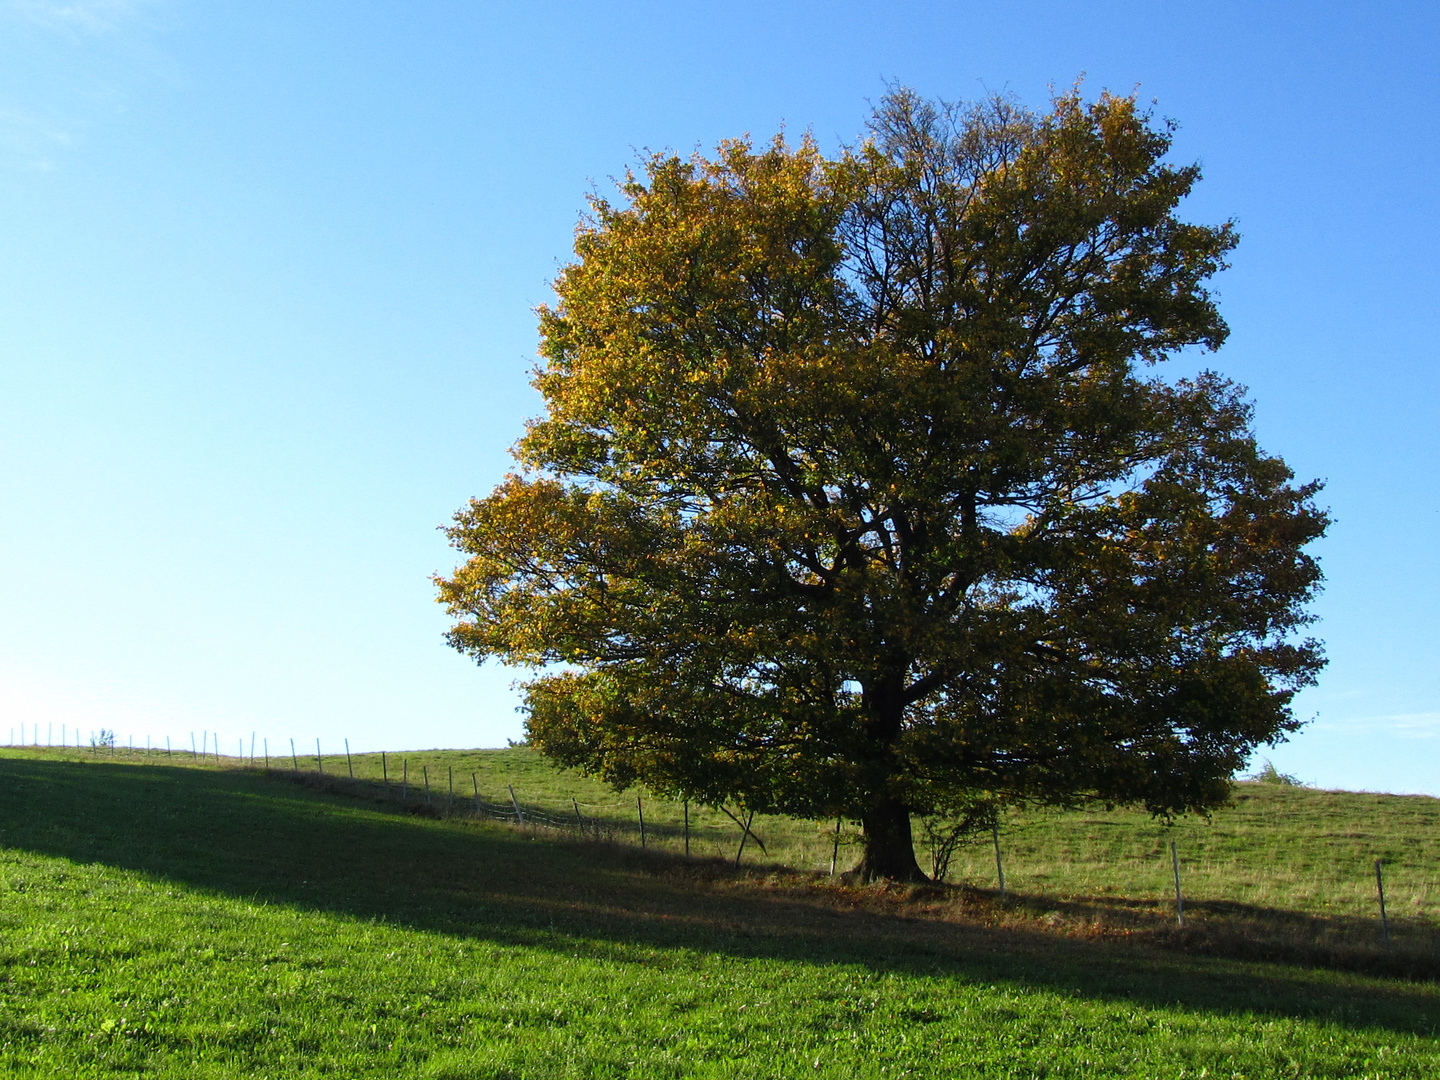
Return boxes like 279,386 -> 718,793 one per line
437,88 -> 1328,882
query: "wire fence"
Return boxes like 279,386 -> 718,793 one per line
288,761 -> 745,857
4,727 -> 1438,973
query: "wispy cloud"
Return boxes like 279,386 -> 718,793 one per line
7,0 -> 152,35
1312,711 -> 1440,738
0,0 -> 166,168
0,105 -> 72,170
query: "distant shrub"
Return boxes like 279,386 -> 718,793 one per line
1250,759 -> 1302,786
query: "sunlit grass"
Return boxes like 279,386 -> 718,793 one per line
325,745 -> 1439,929
2,747 -> 1436,1077
23,743 -> 1440,928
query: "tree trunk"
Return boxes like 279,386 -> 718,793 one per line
856,796 -> 929,883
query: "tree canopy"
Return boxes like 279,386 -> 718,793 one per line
437,88 -> 1328,881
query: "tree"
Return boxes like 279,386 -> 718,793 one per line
436,88 -> 1328,882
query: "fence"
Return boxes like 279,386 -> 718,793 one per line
4,733 -> 1436,964
284,760 -> 753,859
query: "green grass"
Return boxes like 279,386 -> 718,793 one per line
244,742 -> 855,870
1,747 -> 1437,1077
194,742 -> 1440,920
287,743 -> 1439,947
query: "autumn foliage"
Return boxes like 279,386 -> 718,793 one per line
437,89 -> 1328,881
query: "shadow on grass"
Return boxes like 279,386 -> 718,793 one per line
1,755 -> 1436,1038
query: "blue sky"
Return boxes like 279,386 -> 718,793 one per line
1,1 -> 1435,793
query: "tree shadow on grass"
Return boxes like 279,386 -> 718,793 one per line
983,890 -> 1440,981
2,756 -> 1436,1038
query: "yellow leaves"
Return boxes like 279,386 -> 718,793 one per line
436,87 -> 1324,836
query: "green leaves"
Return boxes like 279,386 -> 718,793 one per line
437,87 -> 1327,877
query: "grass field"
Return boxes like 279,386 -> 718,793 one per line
1,746 -> 1436,1077
107,741 -> 1440,922
218,742 -> 1440,946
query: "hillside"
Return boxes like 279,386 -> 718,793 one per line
226,742 -> 1439,937
0,747 -> 1436,1077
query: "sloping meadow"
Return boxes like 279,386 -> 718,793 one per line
0,747 -> 1436,1077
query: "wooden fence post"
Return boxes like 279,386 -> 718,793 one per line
448,766 -> 454,813
637,795 -> 646,847
345,739 -> 353,779
1171,840 -> 1184,927
1375,859 -> 1391,944
382,751 -> 387,784
992,822 -> 1006,896
831,818 -> 842,876
574,797 -> 583,831
473,773 -> 481,813
290,739 -> 298,773
316,739 -> 323,774
508,784 -> 524,824
684,801 -> 691,858
423,765 -> 431,806
402,759 -> 408,803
